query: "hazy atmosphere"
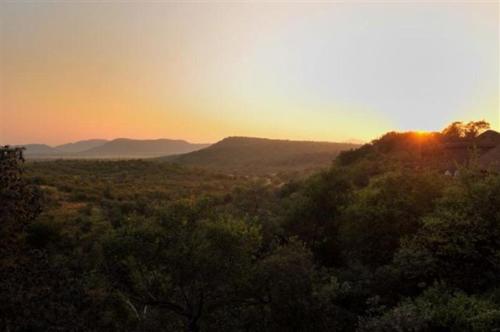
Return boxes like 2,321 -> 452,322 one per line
2,2 -> 500,332
1,2 -> 498,145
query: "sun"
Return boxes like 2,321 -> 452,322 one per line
412,130 -> 432,143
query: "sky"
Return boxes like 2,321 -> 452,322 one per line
1,1 -> 498,145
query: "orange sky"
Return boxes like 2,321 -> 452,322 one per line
1,2 -> 498,145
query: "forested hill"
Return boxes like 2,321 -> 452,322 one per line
336,127 -> 500,172
163,136 -> 360,174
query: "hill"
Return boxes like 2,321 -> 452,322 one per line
79,138 -> 209,158
336,129 -> 500,173
21,144 -> 61,156
164,136 -> 360,174
55,139 -> 108,153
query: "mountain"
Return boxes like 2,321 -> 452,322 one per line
21,144 -> 61,156
56,139 -> 108,153
79,138 -> 209,158
164,136 -> 360,174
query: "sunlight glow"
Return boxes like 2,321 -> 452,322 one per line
0,2 -> 498,145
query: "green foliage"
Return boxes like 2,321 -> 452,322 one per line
102,213 -> 261,331
395,170 -> 500,291
1,147 -> 42,239
284,168 -> 352,266
3,122 -> 500,331
0,147 -> 94,331
340,170 -> 444,267
360,285 -> 500,331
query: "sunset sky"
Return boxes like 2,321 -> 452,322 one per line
1,1 -> 498,145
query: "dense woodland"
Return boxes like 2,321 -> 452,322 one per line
163,137 -> 358,175
2,121 -> 500,331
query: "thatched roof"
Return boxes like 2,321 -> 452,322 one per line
479,144 -> 500,172
475,130 -> 500,148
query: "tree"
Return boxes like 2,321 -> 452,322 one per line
102,212 -> 261,332
0,146 -> 42,244
442,121 -> 490,139
284,168 -> 352,266
339,170 -> 444,268
464,120 -> 490,138
395,168 -> 500,291
359,285 -> 500,331
1,146 -> 97,332
442,121 -> 464,139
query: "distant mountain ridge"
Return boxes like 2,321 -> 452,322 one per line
80,138 -> 209,158
15,136 -> 360,173
56,139 -> 109,153
163,136 -> 360,174
17,138 -> 209,159
21,144 -> 60,156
